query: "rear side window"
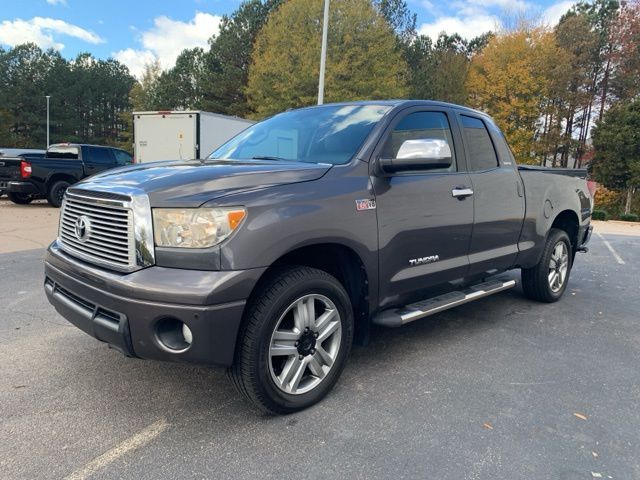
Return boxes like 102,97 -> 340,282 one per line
87,147 -> 115,164
486,122 -> 515,166
382,111 -> 456,172
113,150 -> 132,166
461,115 -> 498,171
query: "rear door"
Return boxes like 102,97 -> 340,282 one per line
372,107 -> 474,309
457,113 -> 525,275
84,146 -> 117,175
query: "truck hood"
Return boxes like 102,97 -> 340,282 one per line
76,159 -> 332,207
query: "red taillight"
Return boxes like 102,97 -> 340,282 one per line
587,180 -> 597,198
20,160 -> 32,179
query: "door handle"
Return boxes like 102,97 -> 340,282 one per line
452,187 -> 474,199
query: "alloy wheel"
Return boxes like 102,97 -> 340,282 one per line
268,294 -> 342,395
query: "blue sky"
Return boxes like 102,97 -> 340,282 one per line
0,0 -> 576,77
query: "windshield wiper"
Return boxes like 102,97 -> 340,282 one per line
251,155 -> 290,161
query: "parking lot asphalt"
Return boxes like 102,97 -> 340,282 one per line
1,201 -> 639,479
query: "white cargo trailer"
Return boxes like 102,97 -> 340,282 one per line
133,111 -> 253,163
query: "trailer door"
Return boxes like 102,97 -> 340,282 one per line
134,113 -> 198,162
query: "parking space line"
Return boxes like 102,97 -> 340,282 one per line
64,419 -> 168,480
596,232 -> 626,265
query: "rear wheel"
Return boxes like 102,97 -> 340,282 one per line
47,180 -> 71,208
7,191 -> 33,205
229,266 -> 353,414
522,228 -> 572,302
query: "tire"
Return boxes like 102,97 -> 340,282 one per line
521,228 -> 572,303
7,191 -> 33,205
229,266 -> 354,414
47,180 -> 71,208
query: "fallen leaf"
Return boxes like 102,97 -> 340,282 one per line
592,451 -> 599,458
574,412 -> 588,421
483,422 -> 493,430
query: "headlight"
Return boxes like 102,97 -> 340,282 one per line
152,207 -> 246,248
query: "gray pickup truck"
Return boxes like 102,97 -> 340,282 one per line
44,101 -> 593,414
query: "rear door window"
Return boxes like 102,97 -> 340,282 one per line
87,147 -> 115,165
460,115 -> 499,171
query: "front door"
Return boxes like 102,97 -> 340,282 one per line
372,108 -> 474,309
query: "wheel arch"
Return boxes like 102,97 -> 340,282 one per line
46,173 -> 76,193
550,209 -> 580,251
245,242 -> 372,346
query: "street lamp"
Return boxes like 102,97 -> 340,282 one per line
45,95 -> 51,148
317,0 -> 330,105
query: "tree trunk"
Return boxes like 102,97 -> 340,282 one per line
599,47 -> 613,122
625,186 -> 635,215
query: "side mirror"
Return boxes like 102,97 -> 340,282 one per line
379,139 -> 453,173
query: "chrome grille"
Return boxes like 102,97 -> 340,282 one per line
59,192 -> 135,271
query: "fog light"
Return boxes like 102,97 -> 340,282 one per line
155,317 -> 193,352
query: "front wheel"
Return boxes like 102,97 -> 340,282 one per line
229,266 -> 353,414
7,191 -> 33,205
522,228 -> 572,303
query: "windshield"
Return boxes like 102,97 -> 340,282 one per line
210,104 -> 391,165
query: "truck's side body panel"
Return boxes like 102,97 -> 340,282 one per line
515,170 -> 592,268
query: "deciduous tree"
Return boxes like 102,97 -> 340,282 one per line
246,0 -> 408,118
466,26 -> 565,164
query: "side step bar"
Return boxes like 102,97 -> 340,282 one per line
372,279 -> 517,328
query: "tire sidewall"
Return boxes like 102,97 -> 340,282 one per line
251,272 -> 353,412
544,230 -> 572,300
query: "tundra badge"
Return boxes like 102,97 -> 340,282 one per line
409,255 -> 440,266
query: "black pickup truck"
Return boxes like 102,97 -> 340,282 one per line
0,143 -> 132,207
43,101 -> 593,414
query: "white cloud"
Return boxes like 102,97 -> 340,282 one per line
418,14 -> 499,41
112,12 -> 221,78
541,0 -> 576,26
0,16 -> 104,50
112,48 -> 157,78
467,0 -> 529,10
417,0 -> 575,42
46,0 -> 68,6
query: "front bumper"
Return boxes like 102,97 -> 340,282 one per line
7,181 -> 38,194
44,241 -> 266,366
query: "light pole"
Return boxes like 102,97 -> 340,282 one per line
317,0 -> 330,105
45,95 -> 51,148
